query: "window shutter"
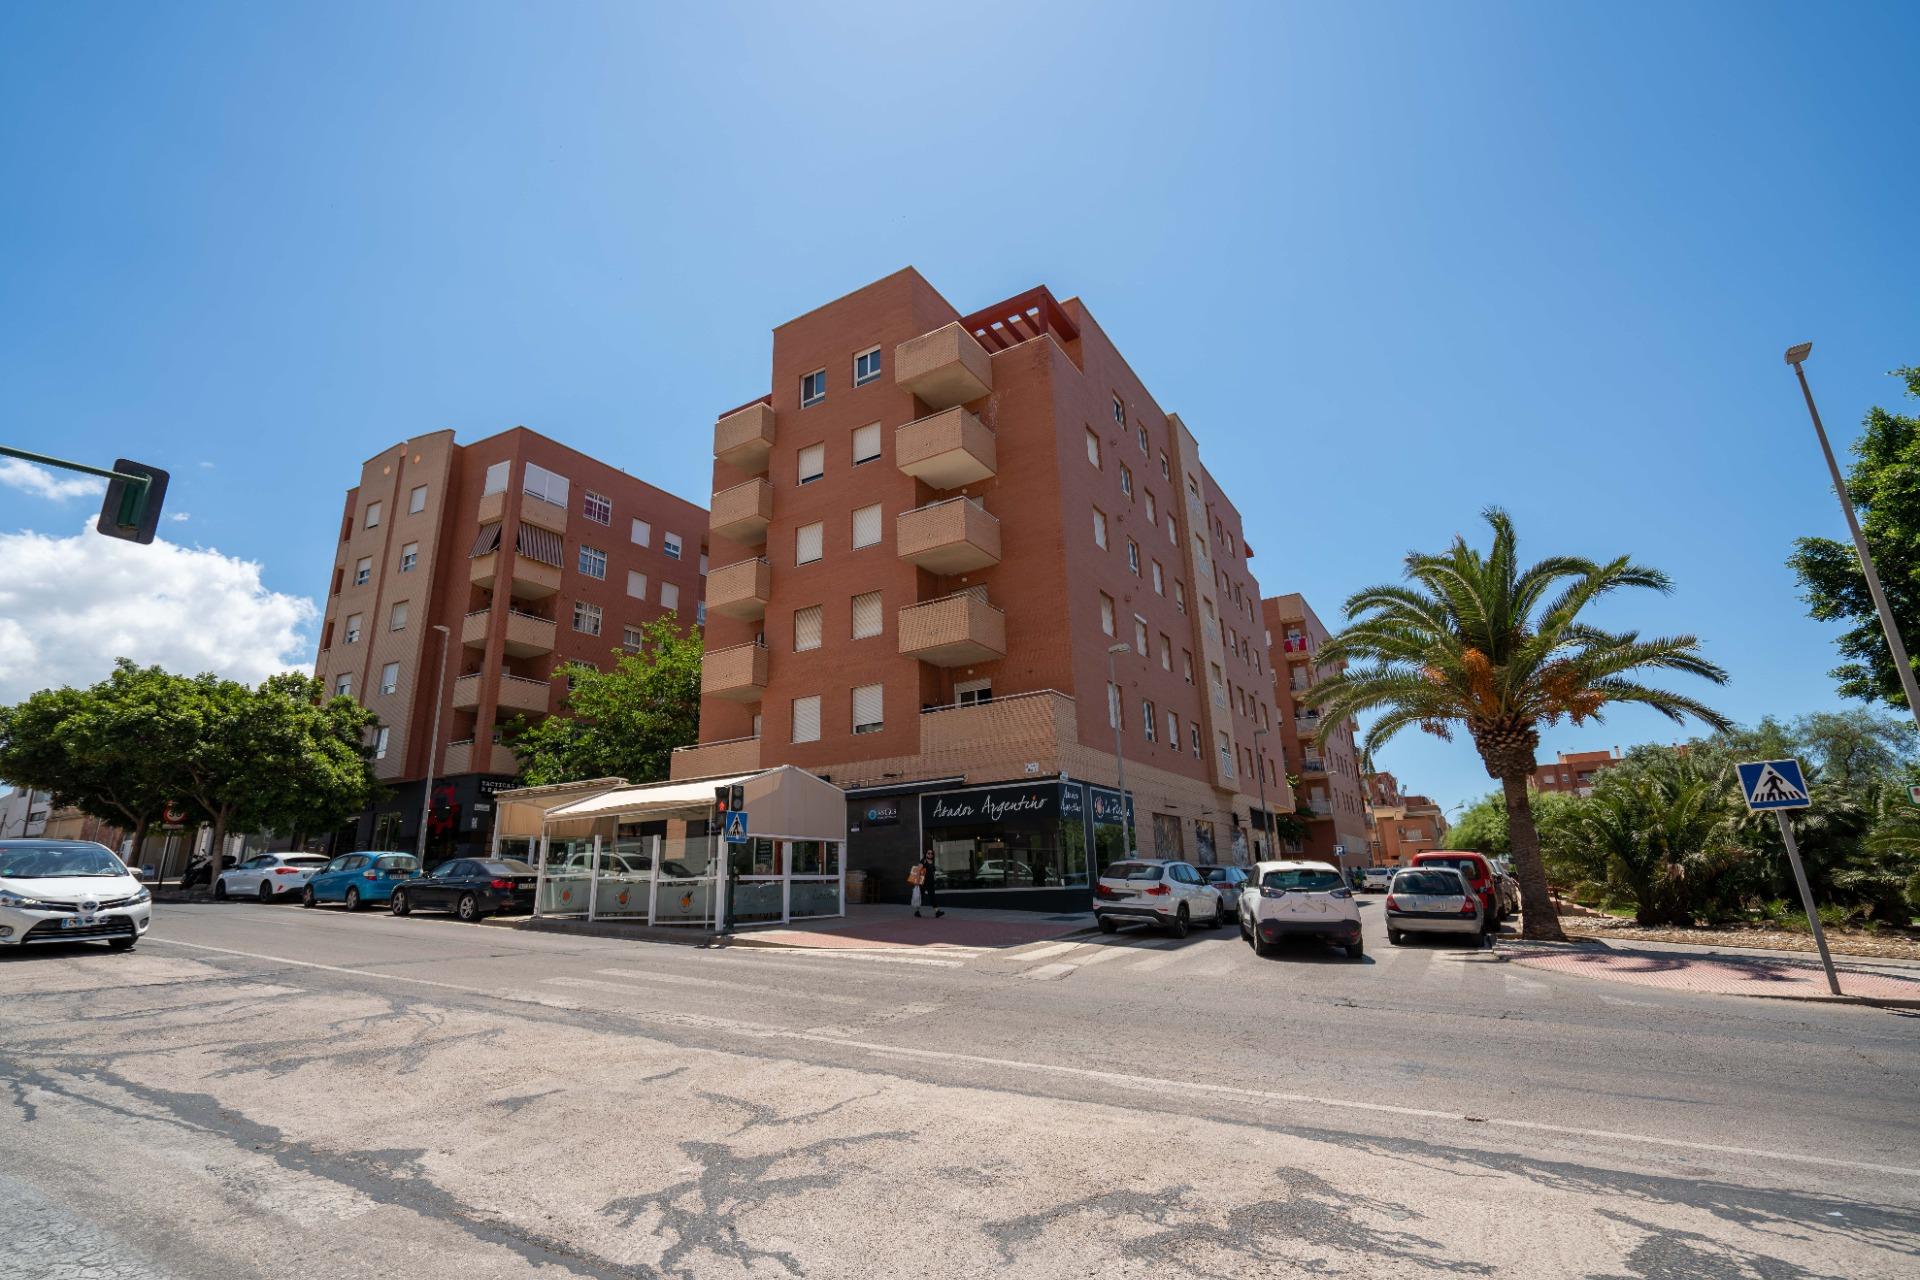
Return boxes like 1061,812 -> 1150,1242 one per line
792,695 -> 821,743
660,582 -> 680,610
483,460 -> 509,495
796,522 -> 823,564
628,570 -> 647,598
794,604 -> 823,651
851,591 -> 883,639
631,519 -> 651,546
853,423 -> 881,464
1100,594 -> 1115,636
852,503 -> 882,549
852,683 -> 883,732
797,443 -> 825,484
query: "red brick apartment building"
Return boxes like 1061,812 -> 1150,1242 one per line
1262,593 -> 1370,873
1531,749 -> 1623,796
315,427 -> 707,858
1363,772 -> 1450,866
670,268 -> 1294,910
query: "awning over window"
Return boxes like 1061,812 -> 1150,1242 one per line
517,523 -> 564,568
470,523 -> 502,557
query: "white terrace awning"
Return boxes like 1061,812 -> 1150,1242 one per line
542,773 -> 759,824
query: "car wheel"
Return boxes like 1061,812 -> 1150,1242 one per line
1097,914 -> 1119,934
108,936 -> 136,952
302,886 -> 316,909
257,881 -> 274,903
1388,929 -> 1404,946
390,890 -> 411,917
1238,911 -> 1251,943
213,879 -> 228,901
344,887 -> 362,912
1347,940 -> 1365,960
1251,926 -> 1272,957
1210,897 -> 1227,927
1170,906 -> 1189,940
456,892 -> 481,922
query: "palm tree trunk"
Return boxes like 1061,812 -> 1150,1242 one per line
1501,774 -> 1566,941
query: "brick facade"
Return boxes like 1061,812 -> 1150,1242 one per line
1261,593 -> 1370,872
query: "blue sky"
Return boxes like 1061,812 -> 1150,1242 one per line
3,1 -> 1917,813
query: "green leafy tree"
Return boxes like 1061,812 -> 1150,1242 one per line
1304,509 -> 1732,940
1572,753 -> 1746,925
1445,788 -> 1585,866
1788,365 -> 1920,707
1789,709 -> 1916,790
512,618 -> 703,786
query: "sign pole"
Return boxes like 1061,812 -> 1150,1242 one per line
1772,811 -> 1841,996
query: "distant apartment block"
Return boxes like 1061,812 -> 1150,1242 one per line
1531,749 -> 1624,797
1262,593 -> 1369,873
672,268 -> 1294,910
314,427 -> 707,858
1364,771 -> 1450,866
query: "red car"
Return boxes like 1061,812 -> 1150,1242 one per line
1411,851 -> 1502,928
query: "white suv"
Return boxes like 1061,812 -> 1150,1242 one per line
0,839 -> 152,951
1093,859 -> 1223,937
1239,860 -> 1364,959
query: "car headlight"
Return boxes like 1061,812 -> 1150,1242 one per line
130,887 -> 151,905
0,889 -> 50,910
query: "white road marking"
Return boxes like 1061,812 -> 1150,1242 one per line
148,936 -> 1920,1181
1124,948 -> 1192,973
733,947 -> 968,968
1006,941 -> 1085,964
592,968 -> 868,1006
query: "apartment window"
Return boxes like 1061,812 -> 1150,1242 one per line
1120,464 -> 1133,498
794,604 -> 823,652
851,590 -> 883,640
1159,450 -> 1170,480
1134,616 -> 1149,656
956,678 -> 991,706
792,695 -> 821,743
1107,682 -> 1122,729
631,519 -> 651,547
1145,492 -> 1157,526
354,556 -> 372,586
1136,424 -> 1149,454
578,545 -> 608,579
699,553 -> 707,576
374,727 -> 390,761
1166,710 -> 1179,747
582,490 -> 611,524
364,501 -> 382,529
854,346 -> 882,387
1126,540 -> 1140,574
1183,650 -> 1194,684
572,600 -> 602,635
801,369 -> 826,407
1111,394 -> 1125,426
334,674 -> 352,698
852,682 -> 884,734
345,613 -> 363,644
1151,561 -> 1164,595
1143,701 -> 1157,742
1210,663 -> 1226,708
404,484 -> 426,515
1092,507 -> 1107,550
1159,635 -> 1172,671
1100,592 -> 1116,637
797,443 -> 825,485
696,600 -> 706,625
627,570 -> 647,599
663,532 -> 682,560
852,503 -> 882,549
379,662 -> 399,695
852,422 -> 881,465
1218,730 -> 1235,778
524,462 -> 569,507
796,521 -> 823,565
399,542 -> 418,572
660,581 -> 680,611
1191,725 -> 1201,758
1166,514 -> 1177,546
1174,581 -> 1186,613
483,460 -> 509,495
622,626 -> 643,649
389,601 -> 408,631
1085,428 -> 1102,468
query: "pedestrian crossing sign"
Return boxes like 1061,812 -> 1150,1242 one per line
1736,759 -> 1811,812
723,809 -> 749,844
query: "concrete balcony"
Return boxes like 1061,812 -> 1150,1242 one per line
710,477 -> 774,546
443,739 -> 524,777
478,488 -> 569,535
706,557 -> 771,621
452,673 -> 484,711
451,671 -> 552,716
702,642 -> 769,703
898,591 -> 1006,667
897,497 -> 1001,574
896,408 -> 996,490
469,552 -> 561,601
896,322 -> 992,410
668,735 -> 763,780
714,401 -> 776,473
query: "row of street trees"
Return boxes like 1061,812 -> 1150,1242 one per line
0,660 -> 382,871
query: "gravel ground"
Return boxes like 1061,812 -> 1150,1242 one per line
1562,913 -> 1920,960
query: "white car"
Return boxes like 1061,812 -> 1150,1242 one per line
1385,866 -> 1485,945
215,853 -> 332,902
1360,866 -> 1398,892
0,839 -> 152,951
1238,860 -> 1364,959
1093,859 -> 1223,937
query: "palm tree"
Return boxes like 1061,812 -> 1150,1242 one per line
1302,509 -> 1732,940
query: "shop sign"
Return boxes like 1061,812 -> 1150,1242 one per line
1059,783 -> 1085,822
1088,787 -> 1136,826
924,782 -> 1059,826
477,778 -> 518,796
860,798 -> 901,827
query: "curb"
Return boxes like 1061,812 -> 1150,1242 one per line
1499,942 -> 1920,1010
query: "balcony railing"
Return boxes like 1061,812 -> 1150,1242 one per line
667,734 -> 763,780
710,477 -> 774,546
470,552 -> 561,601
478,488 -> 568,535
896,407 -> 996,490
898,590 -> 1006,667
714,400 -> 776,473
702,642 -> 769,702
896,497 -> 1001,574
452,671 -> 552,716
706,557 -> 772,620
895,322 -> 993,410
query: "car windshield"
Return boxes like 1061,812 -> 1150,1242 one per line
1102,862 -> 1163,882
1394,871 -> 1463,895
0,845 -> 126,878
1261,868 -> 1345,892
1421,857 -> 1480,876
481,861 -> 535,875
375,855 -> 420,871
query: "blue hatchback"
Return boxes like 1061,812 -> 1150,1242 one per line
302,851 -> 420,911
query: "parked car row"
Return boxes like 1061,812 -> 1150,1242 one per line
1355,853 -> 1521,927
209,849 -> 540,921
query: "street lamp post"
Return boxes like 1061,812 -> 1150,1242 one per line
416,624 -> 451,865
1106,642 -> 1135,854
1252,728 -> 1272,859
1786,343 -> 1920,728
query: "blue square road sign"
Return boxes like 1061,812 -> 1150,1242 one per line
1736,759 -> 1811,812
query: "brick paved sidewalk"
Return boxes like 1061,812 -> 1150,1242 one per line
1506,941 -> 1920,1005
735,903 -> 1095,952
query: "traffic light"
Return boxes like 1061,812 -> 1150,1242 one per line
96,458 -> 169,544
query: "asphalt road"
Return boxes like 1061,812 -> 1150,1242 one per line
2,897 -> 1916,1279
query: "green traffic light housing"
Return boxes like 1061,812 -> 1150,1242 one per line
96,458 -> 169,544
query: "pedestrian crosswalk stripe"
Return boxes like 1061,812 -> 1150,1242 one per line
1009,940 -> 1086,964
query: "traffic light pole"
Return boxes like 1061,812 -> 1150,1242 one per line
0,446 -> 168,542
1,447 -> 148,522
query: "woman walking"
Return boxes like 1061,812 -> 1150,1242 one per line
911,848 -> 943,918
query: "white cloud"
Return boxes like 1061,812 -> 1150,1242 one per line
169,512 -> 191,522
0,524 -> 316,703
0,459 -> 107,502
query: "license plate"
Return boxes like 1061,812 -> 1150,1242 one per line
60,916 -> 85,929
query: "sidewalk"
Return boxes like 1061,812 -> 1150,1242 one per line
1504,938 -> 1920,1008
730,903 -> 1096,952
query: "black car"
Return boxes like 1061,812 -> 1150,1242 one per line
1195,865 -> 1250,920
390,858 -> 537,921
